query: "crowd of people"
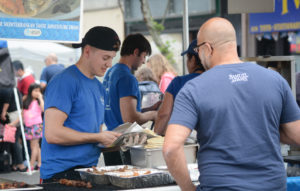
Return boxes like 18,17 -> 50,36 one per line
0,53 -> 64,172
0,17 -> 300,191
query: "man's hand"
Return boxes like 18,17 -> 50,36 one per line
98,131 -> 121,147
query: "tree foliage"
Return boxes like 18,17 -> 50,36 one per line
139,0 -> 176,65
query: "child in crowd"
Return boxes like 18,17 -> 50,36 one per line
23,83 -> 44,171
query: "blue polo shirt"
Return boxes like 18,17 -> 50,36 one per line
103,63 -> 141,130
170,62 -> 300,191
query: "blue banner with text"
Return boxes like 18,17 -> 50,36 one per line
0,18 -> 79,42
249,0 -> 300,33
0,0 -> 81,42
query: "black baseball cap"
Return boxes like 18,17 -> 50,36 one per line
72,26 -> 121,51
181,39 -> 198,56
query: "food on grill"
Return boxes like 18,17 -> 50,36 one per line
119,170 -> 151,178
0,0 -> 52,17
144,136 -> 164,148
59,178 -> 92,189
86,165 -> 138,175
0,181 -> 28,189
86,166 -> 105,175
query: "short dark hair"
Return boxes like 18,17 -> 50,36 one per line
187,53 -> 205,71
120,34 -> 152,56
12,60 -> 24,71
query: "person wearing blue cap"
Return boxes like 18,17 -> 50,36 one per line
40,26 -> 122,183
153,39 -> 205,135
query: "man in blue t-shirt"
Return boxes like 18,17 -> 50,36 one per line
103,34 -> 157,165
103,34 -> 156,131
40,53 -> 64,91
40,26 -> 121,182
154,39 -> 205,135
163,17 -> 300,191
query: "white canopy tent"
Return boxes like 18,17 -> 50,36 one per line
7,40 -> 79,81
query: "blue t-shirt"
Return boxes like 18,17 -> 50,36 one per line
166,73 -> 200,99
170,62 -> 300,191
40,65 -> 105,179
40,64 -> 65,84
103,63 -> 141,130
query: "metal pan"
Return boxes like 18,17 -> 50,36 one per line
75,165 -> 138,185
105,169 -> 174,189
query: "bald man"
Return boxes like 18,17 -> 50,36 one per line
163,17 -> 300,191
40,53 -> 64,91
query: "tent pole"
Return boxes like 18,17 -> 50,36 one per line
13,88 -> 32,175
182,0 -> 189,75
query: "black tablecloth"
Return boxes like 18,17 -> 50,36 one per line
284,156 -> 300,164
36,183 -> 124,191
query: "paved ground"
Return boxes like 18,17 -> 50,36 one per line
0,170 -> 40,184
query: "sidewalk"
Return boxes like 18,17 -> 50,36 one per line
0,170 -> 40,184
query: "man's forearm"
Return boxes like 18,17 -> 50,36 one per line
280,127 -> 300,145
1,103 -> 9,120
280,121 -> 300,146
124,111 -> 156,125
154,113 -> 170,135
2,103 -> 9,114
45,125 -> 120,147
45,125 -> 100,145
163,145 -> 196,191
154,93 -> 173,135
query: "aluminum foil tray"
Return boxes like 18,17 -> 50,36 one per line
156,163 -> 199,182
105,169 -> 174,188
75,165 -> 138,185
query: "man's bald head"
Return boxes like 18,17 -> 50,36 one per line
196,17 -> 241,69
197,17 -> 236,48
45,53 -> 58,66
